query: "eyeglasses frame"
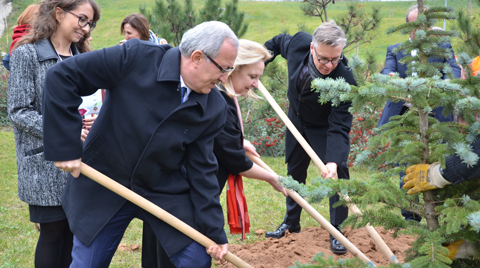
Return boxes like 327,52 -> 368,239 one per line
203,52 -> 235,74
64,10 -> 96,32
313,48 -> 343,65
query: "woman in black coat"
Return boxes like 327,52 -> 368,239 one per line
214,39 -> 286,194
213,39 -> 287,241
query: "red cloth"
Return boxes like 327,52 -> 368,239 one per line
10,24 -> 31,53
226,174 -> 250,240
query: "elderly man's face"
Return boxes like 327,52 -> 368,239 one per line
310,43 -> 343,76
191,40 -> 238,94
408,9 -> 419,39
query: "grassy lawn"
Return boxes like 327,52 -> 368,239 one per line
0,130 -> 377,267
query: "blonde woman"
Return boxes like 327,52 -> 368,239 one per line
214,39 -> 286,195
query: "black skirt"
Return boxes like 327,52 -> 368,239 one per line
29,205 -> 67,223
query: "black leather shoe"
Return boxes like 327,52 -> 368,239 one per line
330,235 -> 347,255
265,223 -> 301,239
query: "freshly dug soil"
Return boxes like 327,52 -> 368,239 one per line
217,226 -> 414,268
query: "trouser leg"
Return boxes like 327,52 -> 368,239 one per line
70,202 -> 136,268
141,222 -> 177,268
169,241 -> 211,268
330,162 -> 349,226
284,141 -> 311,226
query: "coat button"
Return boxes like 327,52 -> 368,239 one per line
184,129 -> 188,134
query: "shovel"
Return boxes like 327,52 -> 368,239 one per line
80,162 -> 253,268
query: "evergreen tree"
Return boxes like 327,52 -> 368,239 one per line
140,0 -> 248,47
140,0 -> 195,46
281,0 -> 480,266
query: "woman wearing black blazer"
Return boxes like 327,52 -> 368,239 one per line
214,40 -> 285,193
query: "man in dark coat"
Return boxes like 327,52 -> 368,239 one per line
263,21 -> 356,255
378,5 -> 461,126
42,21 -> 238,267
378,5 -> 461,222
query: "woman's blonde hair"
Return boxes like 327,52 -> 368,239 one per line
222,39 -> 272,98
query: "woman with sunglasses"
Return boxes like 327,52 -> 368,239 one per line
8,0 -> 100,266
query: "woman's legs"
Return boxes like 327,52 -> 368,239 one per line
35,219 -> 73,268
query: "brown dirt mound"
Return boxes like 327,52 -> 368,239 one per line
217,226 -> 414,268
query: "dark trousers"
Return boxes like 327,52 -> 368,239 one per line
142,223 -> 176,268
284,141 -> 349,227
70,201 -> 209,268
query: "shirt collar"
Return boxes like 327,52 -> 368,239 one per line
180,75 -> 192,102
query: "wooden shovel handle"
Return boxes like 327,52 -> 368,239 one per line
80,162 -> 253,268
256,81 -> 400,264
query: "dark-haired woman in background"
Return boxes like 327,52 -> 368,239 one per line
120,13 -> 167,45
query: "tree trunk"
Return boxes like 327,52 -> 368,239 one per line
418,106 -> 439,230
415,0 -> 439,231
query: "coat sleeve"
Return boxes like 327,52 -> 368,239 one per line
444,43 -> 461,79
185,105 -> 229,245
8,45 -> 43,139
381,45 -> 397,75
324,100 -> 353,165
213,102 -> 253,176
42,40 -> 142,161
264,34 -> 293,65
443,139 -> 480,185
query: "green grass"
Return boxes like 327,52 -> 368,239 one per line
0,130 -> 381,267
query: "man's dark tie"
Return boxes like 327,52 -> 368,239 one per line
180,87 -> 187,104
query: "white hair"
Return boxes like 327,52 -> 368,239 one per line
312,20 -> 347,48
179,21 -> 239,58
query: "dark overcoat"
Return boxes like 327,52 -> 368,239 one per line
264,32 -> 356,165
378,42 -> 461,126
42,39 -> 228,256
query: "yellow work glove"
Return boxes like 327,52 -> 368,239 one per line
403,163 -> 451,195
445,240 -> 478,260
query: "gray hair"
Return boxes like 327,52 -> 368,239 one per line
406,4 -> 429,22
312,20 -> 346,49
179,21 -> 239,58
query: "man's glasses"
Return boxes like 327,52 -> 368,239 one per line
313,49 -> 343,65
64,10 -> 96,32
203,52 -> 235,74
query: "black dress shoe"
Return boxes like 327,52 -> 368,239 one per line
330,235 -> 347,255
265,223 -> 301,239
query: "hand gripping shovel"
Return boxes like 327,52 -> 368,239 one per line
256,81 -> 400,264
80,162 -> 253,268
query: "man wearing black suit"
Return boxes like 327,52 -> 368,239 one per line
42,21 -> 238,267
264,21 -> 356,255
378,5 -> 461,222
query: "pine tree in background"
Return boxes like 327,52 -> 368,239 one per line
281,0 -> 480,266
140,0 -> 248,46
139,0 -> 195,46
